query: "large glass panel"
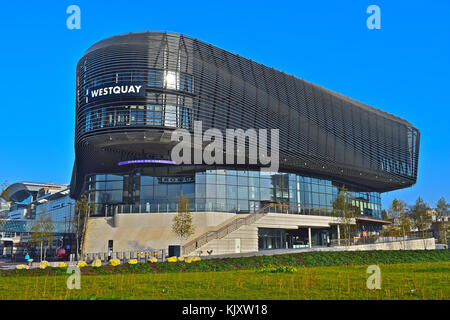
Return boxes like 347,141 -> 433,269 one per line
237,186 -> 248,199
226,185 -> 237,199
217,185 -> 226,199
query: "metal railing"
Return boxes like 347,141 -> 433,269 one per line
182,203 -> 302,256
330,231 -> 434,247
80,248 -> 166,263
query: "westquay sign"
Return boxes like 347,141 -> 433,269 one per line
86,82 -> 145,102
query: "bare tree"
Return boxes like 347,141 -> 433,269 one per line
172,192 -> 195,245
332,186 -> 358,245
435,197 -> 449,246
74,194 -> 95,258
29,209 -> 54,262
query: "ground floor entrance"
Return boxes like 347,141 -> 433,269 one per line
258,227 -> 338,250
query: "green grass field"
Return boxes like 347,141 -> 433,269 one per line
0,251 -> 449,300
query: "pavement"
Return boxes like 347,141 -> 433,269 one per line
197,246 -> 340,260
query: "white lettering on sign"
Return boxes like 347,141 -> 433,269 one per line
89,85 -> 143,99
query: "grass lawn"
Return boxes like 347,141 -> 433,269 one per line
0,261 -> 448,300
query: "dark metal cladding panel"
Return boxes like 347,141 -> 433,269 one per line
70,32 -> 420,199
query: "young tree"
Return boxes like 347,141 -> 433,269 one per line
435,197 -> 449,245
172,192 -> 195,244
74,194 -> 95,257
409,197 -> 432,232
332,186 -> 358,245
29,209 -> 54,262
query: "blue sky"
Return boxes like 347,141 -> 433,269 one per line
0,0 -> 448,209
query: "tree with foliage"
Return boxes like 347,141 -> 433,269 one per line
408,197 -> 432,232
435,197 -> 449,245
74,194 -> 95,257
332,186 -> 358,245
29,209 -> 54,262
387,198 -> 411,237
381,209 -> 389,221
172,192 -> 195,244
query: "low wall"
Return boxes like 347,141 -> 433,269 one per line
83,212 -> 236,253
337,238 -> 436,251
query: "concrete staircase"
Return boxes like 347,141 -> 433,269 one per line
182,204 -> 278,256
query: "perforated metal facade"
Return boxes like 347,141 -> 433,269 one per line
70,31 -> 419,199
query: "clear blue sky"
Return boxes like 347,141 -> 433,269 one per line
0,0 -> 449,210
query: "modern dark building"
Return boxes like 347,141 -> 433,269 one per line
69,32 -> 419,254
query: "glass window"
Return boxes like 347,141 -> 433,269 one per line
226,185 -> 237,199
226,199 -> 237,212
206,174 -> 216,184
165,71 -> 178,90
260,178 -> 272,188
180,73 -> 193,92
148,70 -> 163,87
140,186 -> 154,199
260,188 -> 271,201
164,105 -> 177,127
237,186 -> 248,199
226,175 -> 237,185
238,176 -> 248,186
154,185 -> 167,199
249,186 -> 259,200
216,174 -> 226,185
217,185 -> 226,199
238,200 -> 249,212
195,183 -> 206,198
206,185 -> 216,198
196,173 -> 206,184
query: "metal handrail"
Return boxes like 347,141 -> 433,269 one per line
182,203 -> 293,255
330,231 -> 434,246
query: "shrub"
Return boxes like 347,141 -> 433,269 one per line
39,261 -> 49,269
257,265 -> 298,273
109,259 -> 121,266
15,264 -> 29,270
148,257 -> 158,263
91,259 -> 102,267
128,259 -> 138,265
167,257 -> 177,263
77,261 -> 87,268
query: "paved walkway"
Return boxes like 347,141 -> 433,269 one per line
197,246 -> 340,260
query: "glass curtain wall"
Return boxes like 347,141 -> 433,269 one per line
86,168 -> 382,219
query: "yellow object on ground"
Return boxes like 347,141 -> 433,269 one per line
39,261 -> 49,269
148,257 -> 158,263
191,257 -> 201,262
109,259 -> 120,266
58,262 -> 68,268
185,258 -> 192,264
128,259 -> 138,264
167,256 -> 177,263
77,261 -> 87,268
91,259 -> 102,267
15,264 -> 29,270
177,256 -> 185,261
